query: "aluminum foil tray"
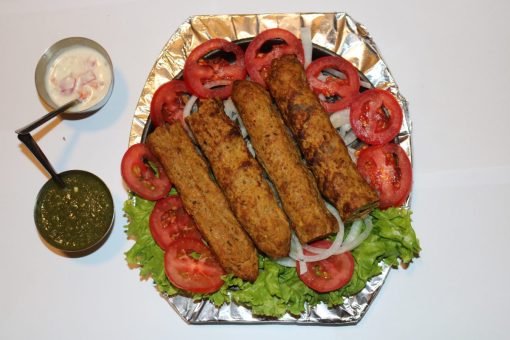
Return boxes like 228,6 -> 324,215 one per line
128,12 -> 411,325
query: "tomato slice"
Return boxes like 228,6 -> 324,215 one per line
296,239 -> 355,293
149,196 -> 202,250
357,143 -> 412,209
349,89 -> 403,145
150,80 -> 190,127
121,143 -> 171,201
245,28 -> 304,87
164,238 -> 225,294
306,56 -> 360,113
183,39 -> 246,99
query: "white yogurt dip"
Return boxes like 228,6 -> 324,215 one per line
45,45 -> 112,111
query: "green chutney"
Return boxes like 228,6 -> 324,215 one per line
34,170 -> 114,252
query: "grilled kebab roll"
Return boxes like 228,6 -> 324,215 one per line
266,55 -> 379,222
231,80 -> 337,244
147,123 -> 258,281
186,98 -> 291,258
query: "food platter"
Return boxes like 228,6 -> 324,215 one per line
127,12 -> 412,325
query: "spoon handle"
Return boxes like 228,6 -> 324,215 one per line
17,133 -> 66,188
15,98 -> 80,135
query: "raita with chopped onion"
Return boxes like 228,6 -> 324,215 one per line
45,45 -> 112,111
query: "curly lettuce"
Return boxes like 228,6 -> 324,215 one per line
124,194 -> 420,318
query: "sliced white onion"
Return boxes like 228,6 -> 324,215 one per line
323,68 -> 346,80
223,98 -> 239,121
339,126 -> 357,147
326,202 -> 345,248
298,260 -> 307,274
246,139 -> 256,157
334,216 -> 373,254
302,202 -> 344,256
275,257 -> 296,268
318,93 -> 327,102
343,136 -> 357,150
301,27 -> 312,68
347,147 -> 358,162
184,80 -> 233,119
302,214 -> 375,262
222,97 -> 249,139
300,203 -> 345,262
237,116 -> 248,139
344,219 -> 363,244
317,73 -> 327,82
339,123 -> 351,136
289,232 -> 302,258
289,232 -> 308,274
288,209 -> 372,269
321,66 -> 370,90
288,205 -> 372,267
330,108 -> 350,129
360,80 -> 372,89
304,217 -> 372,259
204,79 -> 231,88
183,94 -> 198,119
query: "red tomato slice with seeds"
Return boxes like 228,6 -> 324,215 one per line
350,89 -> 403,145
150,80 -> 190,127
245,28 -> 304,87
164,238 -> 225,294
183,39 -> 246,99
121,144 -> 171,201
306,56 -> 360,113
296,239 -> 355,293
357,143 -> 412,209
149,196 -> 202,250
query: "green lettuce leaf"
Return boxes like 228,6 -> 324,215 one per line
338,207 -> 421,297
124,195 -> 178,296
124,195 -> 421,318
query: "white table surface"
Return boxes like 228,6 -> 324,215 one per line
2,0 -> 509,339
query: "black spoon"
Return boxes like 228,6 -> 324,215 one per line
15,98 -> 81,187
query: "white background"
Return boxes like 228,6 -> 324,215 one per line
1,0 -> 509,339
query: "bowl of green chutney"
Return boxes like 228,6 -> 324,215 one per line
34,170 -> 114,256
